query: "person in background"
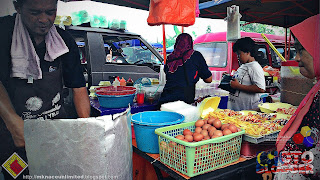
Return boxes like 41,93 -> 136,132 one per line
227,37 -> 266,111
0,0 -> 90,178
159,33 -> 212,104
275,14 -> 320,180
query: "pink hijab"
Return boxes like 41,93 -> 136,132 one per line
166,33 -> 194,73
276,14 -> 320,151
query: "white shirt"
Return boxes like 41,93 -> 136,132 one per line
228,61 -> 266,111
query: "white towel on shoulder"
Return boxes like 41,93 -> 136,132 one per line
11,14 -> 69,80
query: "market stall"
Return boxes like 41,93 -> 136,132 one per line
7,0 -> 317,179
79,0 -> 318,179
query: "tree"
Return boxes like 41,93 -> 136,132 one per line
192,31 -> 197,39
206,25 -> 212,34
161,25 -> 180,48
161,35 -> 176,48
240,21 -> 275,34
161,26 -> 198,48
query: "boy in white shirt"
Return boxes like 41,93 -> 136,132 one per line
228,37 -> 266,111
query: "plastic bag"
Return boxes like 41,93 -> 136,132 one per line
24,109 -> 132,179
147,0 -> 196,27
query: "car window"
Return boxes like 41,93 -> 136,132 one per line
256,45 -> 269,67
102,36 -> 162,65
270,47 -> 296,68
193,42 -> 228,67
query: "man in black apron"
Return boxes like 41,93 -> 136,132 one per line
0,0 -> 90,178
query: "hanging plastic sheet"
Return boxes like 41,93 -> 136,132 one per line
24,108 -> 132,179
147,0 -> 196,27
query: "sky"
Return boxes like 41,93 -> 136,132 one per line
0,0 -> 227,43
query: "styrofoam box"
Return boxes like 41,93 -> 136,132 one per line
160,101 -> 200,123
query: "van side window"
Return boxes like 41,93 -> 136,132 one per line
193,42 -> 228,68
102,36 -> 162,65
256,45 -> 269,67
270,47 -> 283,68
270,47 -> 296,68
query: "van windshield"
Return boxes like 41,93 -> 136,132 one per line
104,37 -> 162,65
194,42 -> 228,67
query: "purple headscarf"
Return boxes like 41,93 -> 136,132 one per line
166,33 -> 194,73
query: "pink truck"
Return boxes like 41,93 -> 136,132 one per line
193,31 -> 294,82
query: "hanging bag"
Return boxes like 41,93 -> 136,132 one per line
147,0 -> 196,27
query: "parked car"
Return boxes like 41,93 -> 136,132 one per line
66,26 -> 164,87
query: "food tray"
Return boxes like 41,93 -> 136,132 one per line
155,121 -> 245,177
243,131 -> 280,144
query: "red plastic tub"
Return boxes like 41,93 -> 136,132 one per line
96,86 -> 136,96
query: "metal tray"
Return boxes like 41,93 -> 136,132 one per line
243,131 -> 280,144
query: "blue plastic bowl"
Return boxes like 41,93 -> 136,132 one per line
97,94 -> 135,108
131,111 -> 184,154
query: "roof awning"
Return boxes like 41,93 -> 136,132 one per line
90,0 -> 319,27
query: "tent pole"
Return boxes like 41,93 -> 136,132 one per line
182,26 -> 184,33
162,24 -> 167,64
288,32 -> 291,59
285,28 -> 288,60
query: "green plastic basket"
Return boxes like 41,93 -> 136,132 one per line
155,121 -> 245,177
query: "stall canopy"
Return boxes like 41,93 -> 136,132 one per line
92,0 -> 319,28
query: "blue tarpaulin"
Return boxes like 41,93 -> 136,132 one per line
199,0 -> 232,10
151,43 -> 163,48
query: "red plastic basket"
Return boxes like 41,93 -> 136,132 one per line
95,86 -> 136,96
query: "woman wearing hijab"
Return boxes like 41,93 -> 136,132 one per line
275,14 -> 320,179
159,33 -> 212,104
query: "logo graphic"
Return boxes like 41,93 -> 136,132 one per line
2,153 -> 28,179
293,126 -> 319,148
52,92 -> 60,106
256,126 -> 319,177
25,96 -> 43,111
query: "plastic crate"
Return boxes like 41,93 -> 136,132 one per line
155,121 -> 245,177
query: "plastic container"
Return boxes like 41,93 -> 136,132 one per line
119,20 -> 127,30
155,121 -> 245,177
96,94 -> 135,108
260,93 -> 269,103
112,78 -> 120,86
258,102 -> 293,113
126,77 -> 134,86
109,19 -> 120,30
136,91 -> 145,104
218,96 -> 228,109
131,111 -> 184,154
145,92 -> 155,104
120,77 -> 126,86
143,85 -> 164,103
281,61 -> 314,106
